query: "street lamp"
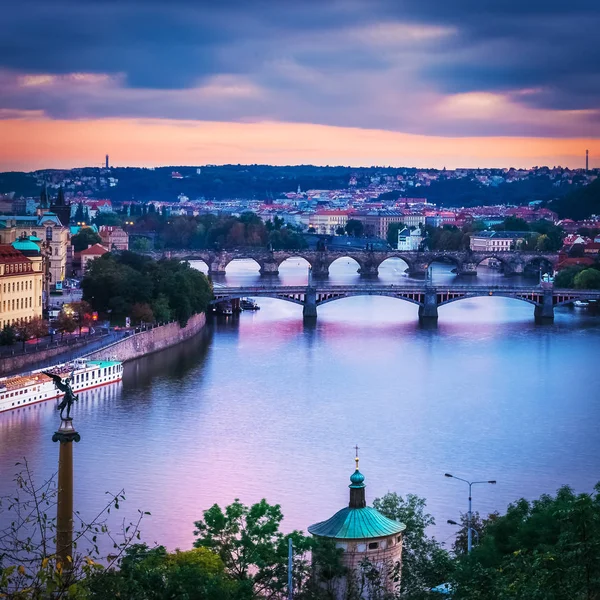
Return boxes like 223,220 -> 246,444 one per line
447,519 -> 480,546
445,473 -> 496,553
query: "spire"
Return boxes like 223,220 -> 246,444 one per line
349,445 -> 366,509
40,184 -> 49,209
56,186 -> 65,206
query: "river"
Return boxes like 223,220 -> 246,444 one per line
1,259 -> 599,552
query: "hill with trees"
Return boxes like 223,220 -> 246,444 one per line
550,177 -> 600,219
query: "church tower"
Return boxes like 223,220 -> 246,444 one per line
308,453 -> 405,598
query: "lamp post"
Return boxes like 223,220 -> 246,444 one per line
445,474 -> 496,553
447,519 -> 479,546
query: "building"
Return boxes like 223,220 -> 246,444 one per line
308,456 -> 405,599
0,214 -> 70,286
397,227 -> 423,251
0,244 -> 43,329
470,231 -> 528,252
309,211 -> 349,235
99,226 -> 129,250
352,210 -> 406,239
79,244 -> 108,274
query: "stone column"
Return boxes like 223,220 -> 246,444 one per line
52,419 -> 81,568
458,261 -> 478,276
409,261 -> 429,277
311,255 -> 330,278
303,288 -> 318,319
534,292 -> 554,323
260,259 -> 279,276
418,290 -> 438,323
359,257 -> 379,278
208,253 -> 228,276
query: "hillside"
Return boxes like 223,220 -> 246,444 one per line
550,178 -> 600,219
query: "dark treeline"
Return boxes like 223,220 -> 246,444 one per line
129,211 -> 307,251
82,251 -> 212,326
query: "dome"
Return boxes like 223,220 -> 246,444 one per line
12,239 -> 40,254
308,506 -> 406,540
350,469 -> 365,487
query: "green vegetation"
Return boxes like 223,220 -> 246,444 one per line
2,470 -> 600,600
71,227 -> 102,252
81,251 -> 212,326
345,219 -> 365,237
129,212 -> 306,250
554,265 -> 600,289
550,178 -> 600,220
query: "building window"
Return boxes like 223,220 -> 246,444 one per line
368,542 -> 379,550
397,536 -> 402,543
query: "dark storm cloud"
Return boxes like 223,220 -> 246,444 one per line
1,0 -> 599,135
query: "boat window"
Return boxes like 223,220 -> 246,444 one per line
86,372 -> 89,381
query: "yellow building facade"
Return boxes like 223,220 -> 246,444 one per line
0,244 -> 43,329
0,214 -> 69,285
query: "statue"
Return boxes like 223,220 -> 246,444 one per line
43,370 -> 78,420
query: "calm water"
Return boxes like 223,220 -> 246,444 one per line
1,259 -> 600,552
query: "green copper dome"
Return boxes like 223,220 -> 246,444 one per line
308,506 -> 406,540
308,452 -> 406,540
350,469 -> 365,488
12,239 -> 40,253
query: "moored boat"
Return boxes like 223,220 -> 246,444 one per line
573,300 -> 589,308
0,359 -> 123,414
240,298 -> 260,311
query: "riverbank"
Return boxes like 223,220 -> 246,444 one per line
85,313 -> 206,363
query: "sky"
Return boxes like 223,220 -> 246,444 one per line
1,0 -> 599,171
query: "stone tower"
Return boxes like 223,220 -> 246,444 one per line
308,455 -> 405,598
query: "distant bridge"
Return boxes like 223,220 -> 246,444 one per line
211,284 -> 600,323
153,248 -> 559,278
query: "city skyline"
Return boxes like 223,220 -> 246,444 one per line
1,0 -> 599,170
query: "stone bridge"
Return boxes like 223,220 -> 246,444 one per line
211,283 -> 600,323
153,248 -> 559,278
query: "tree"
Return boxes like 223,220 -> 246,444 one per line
86,544 -> 241,600
71,228 -> 102,252
373,493 -> 453,599
73,203 -> 91,224
67,300 -> 93,336
493,216 -> 529,232
93,212 -> 123,227
28,317 -> 49,339
451,484 -> 600,600
387,222 -> 406,248
130,237 -> 152,252
573,268 -> 600,289
0,324 -> 16,346
554,266 -> 585,288
345,219 -> 364,237
131,302 -> 154,325
335,226 -> 346,236
56,311 -> 77,339
1,460 -> 148,599
193,499 -> 311,598
151,294 -> 172,323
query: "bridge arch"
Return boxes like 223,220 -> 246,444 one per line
327,255 -> 365,274
316,291 -> 423,307
276,255 -> 314,269
223,256 -> 264,273
376,255 -> 412,273
438,291 -> 540,308
210,292 -> 305,306
522,255 -> 557,274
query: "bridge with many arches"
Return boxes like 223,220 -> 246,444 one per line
154,248 -> 559,278
211,283 -> 600,323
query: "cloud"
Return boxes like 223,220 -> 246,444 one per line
0,0 -> 599,138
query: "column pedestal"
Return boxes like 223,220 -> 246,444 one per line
52,419 -> 80,567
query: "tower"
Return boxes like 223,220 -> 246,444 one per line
50,186 -> 71,227
106,154 -> 109,169
586,149 -> 589,173
308,452 -> 405,598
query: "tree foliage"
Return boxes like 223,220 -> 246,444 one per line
193,499 -> 311,599
573,268 -> 600,289
451,484 -> 600,600
71,228 -> 102,252
345,219 -> 365,237
373,493 -> 453,599
82,251 -> 212,326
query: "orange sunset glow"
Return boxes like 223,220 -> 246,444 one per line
1,118 -> 597,171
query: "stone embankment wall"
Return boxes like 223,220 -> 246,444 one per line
0,338 -> 104,376
85,313 -> 206,363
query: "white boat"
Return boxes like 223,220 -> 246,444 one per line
573,300 -> 589,308
0,359 -> 123,414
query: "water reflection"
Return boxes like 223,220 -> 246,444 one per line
1,262 -> 598,555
